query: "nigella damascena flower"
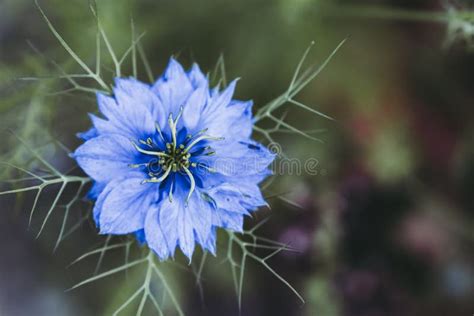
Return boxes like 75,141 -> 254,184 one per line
73,58 -> 275,260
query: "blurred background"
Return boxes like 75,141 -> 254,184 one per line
1,0 -> 473,315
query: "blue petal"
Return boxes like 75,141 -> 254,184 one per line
73,134 -> 142,183
187,189 -> 214,246
203,80 -> 237,115
135,229 -> 146,245
229,178 -> 268,211
114,78 -> 167,128
87,181 -> 105,200
157,193 -> 192,260
182,84 -> 209,132
187,63 -> 207,88
212,209 -> 244,232
88,113 -> 115,135
152,58 -> 193,116
96,92 -> 156,139
196,139 -> 275,178
92,180 -> 118,226
77,127 -> 98,141
227,100 -> 253,139
203,99 -> 253,140
157,184 -> 213,260
206,183 -> 250,215
192,79 -> 253,140
144,204 -> 170,260
99,176 -> 156,234
202,227 -> 217,255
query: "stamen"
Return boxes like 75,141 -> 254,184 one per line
174,106 -> 184,124
155,122 -> 166,143
128,162 -> 149,168
196,128 -> 209,136
132,142 -> 170,158
193,163 -> 217,173
168,114 -> 177,151
183,135 -> 224,154
142,166 -> 172,184
169,180 -> 174,203
168,106 -> 185,151
182,166 -> 196,204
139,138 -> 153,148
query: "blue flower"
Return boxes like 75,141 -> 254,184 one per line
73,58 -> 275,261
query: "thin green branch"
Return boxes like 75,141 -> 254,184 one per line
35,0 -> 109,91
138,43 -> 154,82
68,258 -> 147,291
253,41 -> 345,144
225,228 -> 305,311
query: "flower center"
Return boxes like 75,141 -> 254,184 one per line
161,143 -> 192,172
130,107 -> 222,203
